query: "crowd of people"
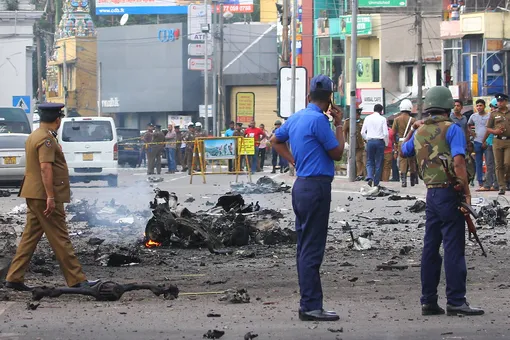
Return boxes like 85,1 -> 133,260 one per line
346,93 -> 510,196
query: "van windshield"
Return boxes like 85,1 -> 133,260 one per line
62,121 -> 114,142
0,108 -> 31,134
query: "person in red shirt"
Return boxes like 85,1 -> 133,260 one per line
244,120 -> 265,174
382,120 -> 396,181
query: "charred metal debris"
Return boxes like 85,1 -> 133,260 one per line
230,176 -> 291,194
144,189 -> 295,252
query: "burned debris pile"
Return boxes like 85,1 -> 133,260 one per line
230,176 -> 291,194
144,189 -> 294,252
477,199 -> 510,227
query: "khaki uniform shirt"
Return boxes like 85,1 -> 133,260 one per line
344,118 -> 365,150
20,127 -> 71,203
487,109 -> 510,138
392,113 -> 416,141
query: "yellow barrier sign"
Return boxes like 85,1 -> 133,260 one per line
239,137 -> 255,155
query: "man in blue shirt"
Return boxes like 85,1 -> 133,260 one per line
225,121 -> 235,172
270,75 -> 345,322
401,86 -> 484,317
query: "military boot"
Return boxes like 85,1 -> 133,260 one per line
271,166 -> 276,174
401,173 -> 407,188
410,173 -> 416,187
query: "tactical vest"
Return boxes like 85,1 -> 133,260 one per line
414,116 -> 455,185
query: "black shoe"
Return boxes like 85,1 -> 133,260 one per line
71,279 -> 101,288
499,189 -> 506,195
446,302 -> 484,316
298,309 -> 340,321
4,281 -> 33,291
367,179 -> 373,187
422,303 -> 445,316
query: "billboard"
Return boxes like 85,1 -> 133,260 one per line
356,88 -> 385,114
278,66 -> 308,118
96,0 -> 253,15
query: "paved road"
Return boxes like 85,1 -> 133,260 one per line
1,167 -> 509,340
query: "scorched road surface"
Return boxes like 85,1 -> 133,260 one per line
1,168 -> 510,340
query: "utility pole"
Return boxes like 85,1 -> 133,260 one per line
203,0 -> 210,135
36,29 -> 43,103
218,3 -> 225,130
416,0 -> 423,119
290,0 -> 297,115
281,0 -> 290,66
348,0 -> 358,182
212,1 -> 218,135
63,42 -> 68,116
97,61 -> 102,117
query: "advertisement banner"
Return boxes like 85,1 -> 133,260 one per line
203,138 -> 237,160
168,115 -> 192,128
340,15 -> 372,36
356,57 -> 373,83
236,92 -> 255,123
356,88 -> 385,114
239,137 -> 255,155
96,0 -> 253,15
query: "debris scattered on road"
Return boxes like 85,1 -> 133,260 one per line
388,194 -> 416,201
206,313 -> 221,317
147,177 -> 164,183
376,261 -> 409,271
87,237 -> 105,246
408,200 -> 426,213
26,302 -> 40,310
144,190 -> 294,252
361,186 -> 399,198
184,196 -> 195,203
219,288 -> 250,304
31,281 -> 179,301
230,176 -> 291,194
203,330 -> 225,339
0,190 -> 11,197
477,199 -> 510,227
399,246 -> 412,255
244,332 -> 259,340
328,328 -> 344,333
349,231 -> 373,251
101,253 -> 141,267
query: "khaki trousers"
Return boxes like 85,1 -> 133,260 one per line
6,199 -> 86,287
492,138 -> 510,189
355,148 -> 366,177
398,142 -> 417,174
382,152 -> 393,181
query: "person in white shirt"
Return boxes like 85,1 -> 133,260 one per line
361,103 -> 389,188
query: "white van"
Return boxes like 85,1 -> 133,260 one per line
58,117 -> 118,187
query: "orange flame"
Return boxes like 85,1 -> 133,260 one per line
145,239 -> 162,248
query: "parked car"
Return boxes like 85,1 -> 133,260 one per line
58,117 -> 119,187
0,107 -> 31,134
117,128 -> 141,168
0,133 -> 28,186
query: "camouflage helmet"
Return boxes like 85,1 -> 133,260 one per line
423,86 -> 454,112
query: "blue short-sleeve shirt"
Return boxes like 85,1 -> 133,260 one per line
274,103 -> 339,177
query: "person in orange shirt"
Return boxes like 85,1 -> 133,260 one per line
382,120 -> 396,181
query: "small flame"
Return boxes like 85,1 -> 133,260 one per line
145,239 -> 162,248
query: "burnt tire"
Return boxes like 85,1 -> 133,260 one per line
107,176 -> 118,187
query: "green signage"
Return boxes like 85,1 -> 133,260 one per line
359,0 -> 407,7
356,57 -> 373,83
340,16 -> 372,36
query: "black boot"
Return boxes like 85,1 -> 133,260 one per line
410,173 -> 416,187
401,173 -> 407,188
271,166 -> 276,174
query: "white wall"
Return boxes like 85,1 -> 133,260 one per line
398,64 -> 441,95
0,11 -> 42,119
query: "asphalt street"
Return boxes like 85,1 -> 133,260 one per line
1,167 -> 510,340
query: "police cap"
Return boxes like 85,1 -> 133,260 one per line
188,122 -> 195,127
155,124 -> 162,129
147,123 -> 154,127
274,120 -> 282,125
495,93 -> 509,101
38,103 -> 65,122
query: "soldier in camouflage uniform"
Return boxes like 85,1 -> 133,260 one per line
401,86 -> 484,317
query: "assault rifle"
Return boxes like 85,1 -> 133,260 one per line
438,155 -> 487,257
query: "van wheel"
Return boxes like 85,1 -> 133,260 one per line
107,176 -> 118,187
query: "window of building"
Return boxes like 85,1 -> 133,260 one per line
318,38 -> 330,56
331,38 -> 343,55
373,59 -> 380,82
436,69 -> 442,85
405,66 -> 413,86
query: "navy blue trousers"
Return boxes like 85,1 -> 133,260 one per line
421,187 -> 467,306
366,139 -> 385,186
292,176 -> 332,312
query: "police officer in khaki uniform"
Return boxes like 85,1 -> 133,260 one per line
183,122 -> 196,174
151,124 -> 166,175
392,99 -> 418,187
143,123 -> 155,174
343,107 -> 366,179
485,93 -> 510,195
4,103 -> 98,291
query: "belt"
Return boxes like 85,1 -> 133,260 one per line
297,176 -> 333,183
368,138 -> 384,141
426,183 -> 450,189
495,135 -> 510,140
